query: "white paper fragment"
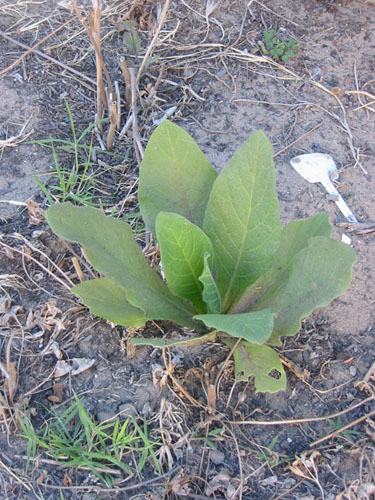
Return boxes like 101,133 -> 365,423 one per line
71,357 -> 95,376
54,360 -> 71,378
54,358 -> 95,378
341,233 -> 351,245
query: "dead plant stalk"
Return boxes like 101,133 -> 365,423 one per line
107,94 -> 117,151
71,0 -> 113,96
136,0 -> 171,84
120,57 -> 131,111
89,0 -> 105,133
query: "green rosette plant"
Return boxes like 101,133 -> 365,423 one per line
46,120 -> 356,393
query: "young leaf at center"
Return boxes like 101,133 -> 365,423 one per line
156,212 -> 213,312
199,252 -> 222,314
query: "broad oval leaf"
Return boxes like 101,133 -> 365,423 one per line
224,339 -> 286,393
203,131 -> 281,312
72,278 -> 147,327
199,252 -> 222,314
46,203 -> 203,331
233,232 -> 356,345
194,309 -> 274,344
156,212 -> 213,312
266,236 -> 356,345
138,120 -> 218,235
232,213 -> 333,314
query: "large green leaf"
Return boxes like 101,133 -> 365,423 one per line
194,309 -> 274,344
203,131 -> 281,312
46,203 -> 202,330
155,212 -> 213,312
224,339 -> 286,393
72,278 -> 147,327
199,252 -> 221,314
232,214 -> 333,314
235,233 -> 356,345
268,236 -> 356,344
138,120 -> 218,235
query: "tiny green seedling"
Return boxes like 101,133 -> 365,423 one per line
256,436 -> 293,469
327,416 -> 362,442
260,29 -> 298,62
191,425 -> 225,450
122,20 -> 141,55
18,394 -> 161,487
31,100 -> 114,207
118,19 -> 158,70
46,120 -> 356,394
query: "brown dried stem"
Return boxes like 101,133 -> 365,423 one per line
71,0 -> 114,100
162,348 -> 202,408
106,93 -> 117,151
0,29 -> 95,87
120,57 -> 131,111
89,0 -> 105,133
229,395 -> 374,426
145,64 -> 165,108
136,0 -> 171,83
309,409 -> 375,447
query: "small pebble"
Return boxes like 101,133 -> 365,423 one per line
211,450 -> 225,465
349,366 -> 357,377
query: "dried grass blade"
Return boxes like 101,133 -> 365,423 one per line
90,0 -> 105,133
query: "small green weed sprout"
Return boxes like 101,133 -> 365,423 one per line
122,20 -> 141,55
121,212 -> 146,236
46,120 -> 356,394
191,424 -> 225,450
31,100 -> 113,207
327,416 -> 362,442
260,29 -> 298,62
256,436 -> 293,469
18,394 -> 161,487
119,19 -> 158,69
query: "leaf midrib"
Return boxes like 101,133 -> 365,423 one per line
166,131 -> 193,223
222,146 -> 259,311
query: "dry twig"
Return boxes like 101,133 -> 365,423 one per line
89,0 -> 105,133
71,0 -> 114,97
0,29 -> 96,87
162,348 -> 202,408
136,0 -> 171,83
0,18 -> 76,77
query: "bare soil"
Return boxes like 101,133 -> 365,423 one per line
1,1 -> 375,499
